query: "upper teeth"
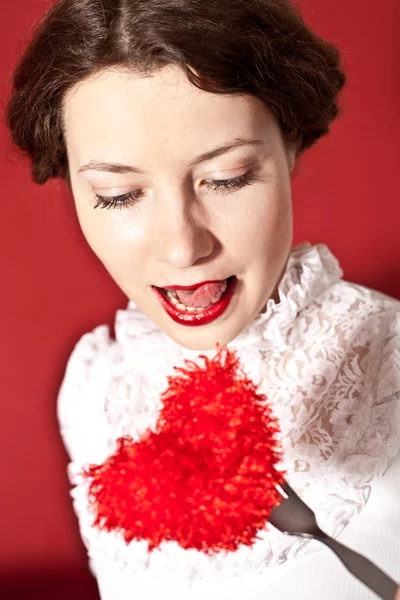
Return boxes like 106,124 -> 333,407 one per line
166,290 -> 204,311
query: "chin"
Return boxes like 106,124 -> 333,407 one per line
166,319 -> 248,352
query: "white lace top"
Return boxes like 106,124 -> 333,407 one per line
57,242 -> 400,599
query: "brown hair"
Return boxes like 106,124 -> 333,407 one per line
6,0 -> 346,185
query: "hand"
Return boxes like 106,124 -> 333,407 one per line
396,586 -> 400,600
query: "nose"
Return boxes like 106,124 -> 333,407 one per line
152,190 -> 214,269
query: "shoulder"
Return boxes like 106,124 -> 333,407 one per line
316,280 -> 399,400
316,279 -> 399,334
56,306 -> 171,467
57,324 -> 122,464
319,278 -> 399,357
290,276 -> 399,352
288,278 -> 399,404
320,277 -> 399,311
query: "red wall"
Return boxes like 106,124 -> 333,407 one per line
1,0 -> 398,596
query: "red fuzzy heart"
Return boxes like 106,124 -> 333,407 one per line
80,344 -> 285,555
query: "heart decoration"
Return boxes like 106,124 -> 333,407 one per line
80,344 -> 285,555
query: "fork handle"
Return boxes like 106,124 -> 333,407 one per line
316,532 -> 398,600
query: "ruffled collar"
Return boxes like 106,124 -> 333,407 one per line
69,241 -> 400,579
115,242 -> 343,352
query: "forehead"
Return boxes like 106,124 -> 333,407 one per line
62,66 -> 278,163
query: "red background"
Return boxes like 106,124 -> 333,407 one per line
1,0 -> 399,597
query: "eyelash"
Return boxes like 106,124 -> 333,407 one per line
91,171 -> 257,210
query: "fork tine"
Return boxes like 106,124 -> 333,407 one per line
279,481 -> 296,497
270,479 -> 399,600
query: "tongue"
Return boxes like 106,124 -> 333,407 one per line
175,279 -> 228,308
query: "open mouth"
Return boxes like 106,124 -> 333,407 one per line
152,276 -> 237,327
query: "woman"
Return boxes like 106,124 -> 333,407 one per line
6,0 -> 400,598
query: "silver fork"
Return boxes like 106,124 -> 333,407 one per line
268,482 -> 399,600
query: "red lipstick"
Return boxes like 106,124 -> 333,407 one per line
152,276 -> 237,327
162,280 -> 223,291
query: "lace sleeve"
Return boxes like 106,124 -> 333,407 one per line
56,325 -> 118,577
339,300 -> 400,486
57,324 -> 115,469
367,304 -> 400,471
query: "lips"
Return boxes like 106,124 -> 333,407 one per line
152,276 -> 237,327
162,279 -> 227,292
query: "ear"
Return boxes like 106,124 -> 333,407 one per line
289,152 -> 296,173
282,137 -> 297,173
286,146 -> 296,173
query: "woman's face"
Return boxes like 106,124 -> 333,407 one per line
63,65 -> 295,350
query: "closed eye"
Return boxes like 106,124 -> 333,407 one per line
90,170 -> 257,210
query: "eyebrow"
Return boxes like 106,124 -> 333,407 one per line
77,138 -> 264,174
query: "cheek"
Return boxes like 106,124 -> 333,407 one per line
73,199 -> 146,273
69,177 -> 134,258
75,204 -> 112,256
225,184 -> 291,254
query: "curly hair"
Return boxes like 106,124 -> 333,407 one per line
6,0 -> 346,184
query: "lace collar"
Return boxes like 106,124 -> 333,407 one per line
115,242 -> 343,352
67,241 -> 399,578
